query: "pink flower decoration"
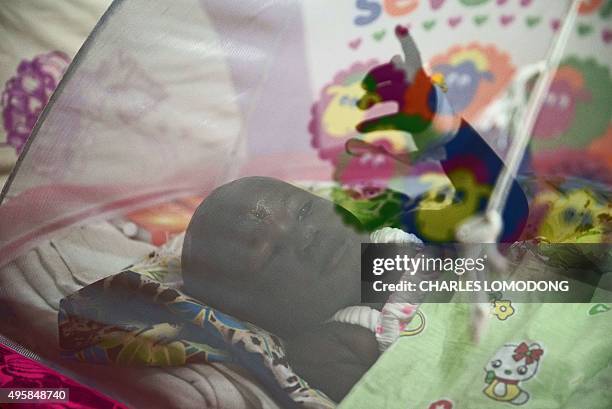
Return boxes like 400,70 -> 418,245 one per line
1,51 -> 70,153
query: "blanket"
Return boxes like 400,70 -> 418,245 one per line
338,301 -> 612,409
58,242 -> 335,409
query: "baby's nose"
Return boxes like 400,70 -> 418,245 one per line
504,369 -> 512,375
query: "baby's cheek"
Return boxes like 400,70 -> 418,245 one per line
251,240 -> 275,265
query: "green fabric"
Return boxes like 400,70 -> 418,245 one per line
339,302 -> 612,409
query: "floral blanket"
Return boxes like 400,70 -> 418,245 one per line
58,242 -> 335,409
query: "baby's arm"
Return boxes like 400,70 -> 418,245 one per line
284,322 -> 380,402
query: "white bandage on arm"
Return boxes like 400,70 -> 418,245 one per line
328,306 -> 380,333
370,227 -> 423,352
328,228 -> 424,352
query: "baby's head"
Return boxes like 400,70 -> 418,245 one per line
182,176 -> 366,337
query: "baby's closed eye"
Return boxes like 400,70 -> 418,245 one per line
298,200 -> 313,221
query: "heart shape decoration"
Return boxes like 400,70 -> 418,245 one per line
526,16 -> 541,27
348,38 -> 362,50
500,14 -> 515,26
551,18 -> 561,32
430,0 -> 445,10
448,16 -> 463,28
423,20 -> 437,31
372,29 -> 386,41
474,15 -> 489,26
577,23 -> 594,36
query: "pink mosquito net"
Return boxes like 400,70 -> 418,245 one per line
1,0 -> 611,265
0,0 -> 610,405
0,0 -> 329,266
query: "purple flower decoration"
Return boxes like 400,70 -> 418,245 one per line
1,51 -> 70,153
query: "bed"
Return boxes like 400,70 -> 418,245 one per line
0,220 -> 283,409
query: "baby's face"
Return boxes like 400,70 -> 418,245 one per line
183,177 -> 367,336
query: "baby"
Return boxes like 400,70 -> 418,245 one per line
182,176 -> 368,337
182,176 -> 380,401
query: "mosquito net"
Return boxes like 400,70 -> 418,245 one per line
0,0 -> 610,406
1,0 -> 611,265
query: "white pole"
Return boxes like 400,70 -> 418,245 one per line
486,0 -> 581,217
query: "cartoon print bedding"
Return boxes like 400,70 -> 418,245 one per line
58,237 -> 336,409
337,301 -> 612,409
334,176 -> 612,408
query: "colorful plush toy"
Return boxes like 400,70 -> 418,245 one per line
336,27 -> 529,242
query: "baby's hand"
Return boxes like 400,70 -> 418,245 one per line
284,322 -> 379,402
